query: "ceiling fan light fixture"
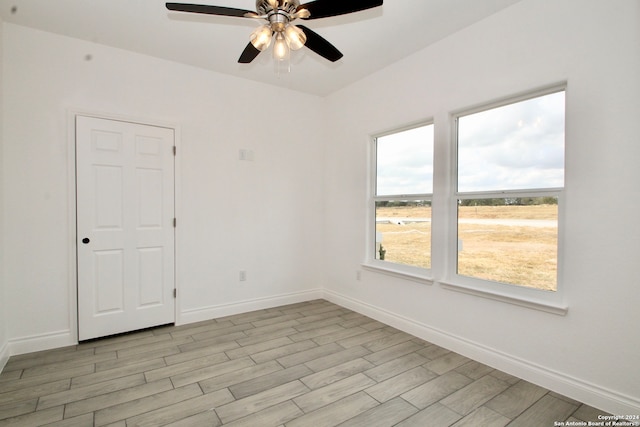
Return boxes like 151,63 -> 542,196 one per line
250,25 -> 272,51
272,31 -> 290,61
166,0 -> 385,66
284,24 -> 306,50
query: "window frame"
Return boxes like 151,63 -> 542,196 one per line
443,85 -> 567,314
365,121 -> 435,284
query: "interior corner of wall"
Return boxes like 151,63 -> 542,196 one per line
0,339 -> 10,373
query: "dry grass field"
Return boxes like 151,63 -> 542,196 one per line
375,204 -> 558,291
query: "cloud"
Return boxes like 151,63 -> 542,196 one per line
458,91 -> 565,192
375,91 -> 565,195
377,125 -> 434,195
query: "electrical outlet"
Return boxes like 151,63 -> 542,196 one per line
356,270 -> 362,281
239,270 -> 247,281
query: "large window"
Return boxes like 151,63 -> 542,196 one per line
455,89 -> 565,291
374,124 -> 434,270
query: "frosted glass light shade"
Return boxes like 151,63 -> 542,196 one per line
273,32 -> 290,61
250,25 -> 272,51
284,25 -> 306,50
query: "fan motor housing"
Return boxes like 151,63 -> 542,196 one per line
256,0 -> 300,15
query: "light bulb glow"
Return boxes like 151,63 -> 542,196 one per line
273,32 -> 290,61
250,25 -> 272,51
284,25 -> 306,50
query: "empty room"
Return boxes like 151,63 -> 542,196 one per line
1,0 -> 639,425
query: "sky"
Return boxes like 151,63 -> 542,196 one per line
457,91 -> 565,193
376,91 -> 565,196
376,124 -> 434,196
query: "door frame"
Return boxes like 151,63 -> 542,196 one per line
68,109 -> 181,343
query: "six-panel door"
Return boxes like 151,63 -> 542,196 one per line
76,116 -> 175,341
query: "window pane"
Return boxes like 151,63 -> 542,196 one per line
458,91 -> 565,193
376,124 -> 434,196
457,198 -> 558,291
375,201 -> 431,268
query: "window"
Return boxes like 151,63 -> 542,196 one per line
373,123 -> 434,270
455,89 -> 565,291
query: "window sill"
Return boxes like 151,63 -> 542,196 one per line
361,262 -> 434,285
438,280 -> 568,316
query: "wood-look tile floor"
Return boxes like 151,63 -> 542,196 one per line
0,300 -> 609,426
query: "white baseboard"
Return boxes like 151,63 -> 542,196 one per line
323,289 -> 640,416
0,340 -> 9,373
4,289 -> 637,416
8,329 -> 76,356
178,288 -> 324,325
1,290 -> 324,362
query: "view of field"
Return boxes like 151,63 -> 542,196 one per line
375,204 -> 558,291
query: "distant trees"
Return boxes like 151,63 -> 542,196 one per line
376,200 -> 432,207
377,198 -> 557,208
458,197 -> 557,206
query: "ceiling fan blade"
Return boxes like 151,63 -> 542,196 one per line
238,43 -> 262,63
297,0 -> 383,20
297,25 -> 343,62
166,3 -> 254,18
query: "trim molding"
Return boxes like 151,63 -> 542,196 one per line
8,330 -> 75,356
361,262 -> 434,285
439,281 -> 568,316
3,289 -> 637,416
67,109 -> 183,345
0,290 -> 323,362
0,340 -> 9,372
178,289 -> 324,325
323,289 -> 640,415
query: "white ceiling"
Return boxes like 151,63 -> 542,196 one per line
0,0 -> 522,96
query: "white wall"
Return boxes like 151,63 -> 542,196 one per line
0,16 -> 8,370
323,0 -> 639,415
2,24 -> 325,353
2,0 -> 639,416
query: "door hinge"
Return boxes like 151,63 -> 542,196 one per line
173,289 -> 177,298
173,218 -> 177,228
173,146 -> 177,156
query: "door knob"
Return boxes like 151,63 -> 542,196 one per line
82,238 -> 90,244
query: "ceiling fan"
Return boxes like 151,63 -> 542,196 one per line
166,0 -> 384,64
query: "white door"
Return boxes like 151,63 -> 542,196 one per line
76,116 -> 175,341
